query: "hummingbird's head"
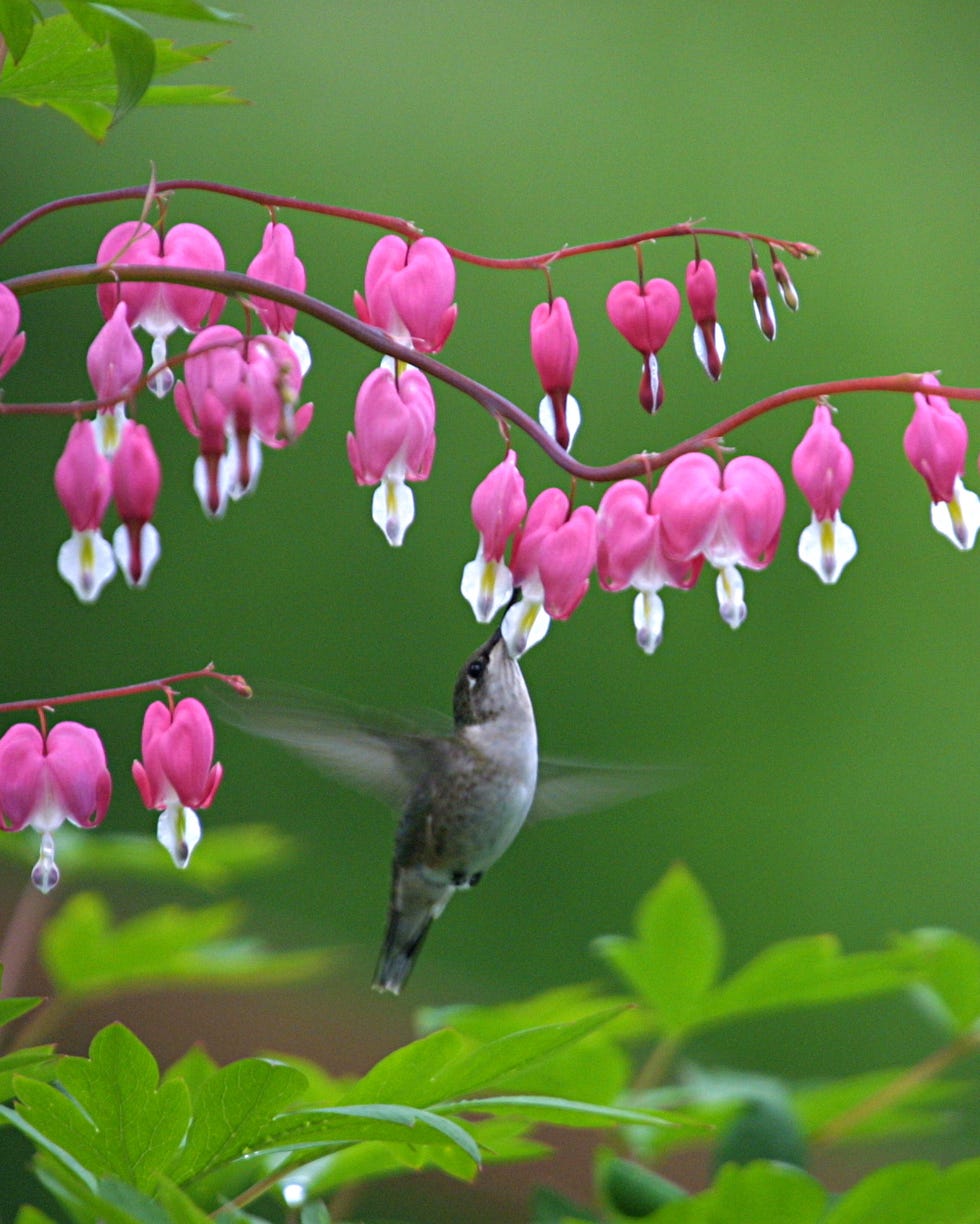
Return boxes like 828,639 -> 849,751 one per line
452,628 -> 531,728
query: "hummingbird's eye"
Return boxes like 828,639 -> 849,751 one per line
467,658 -> 486,681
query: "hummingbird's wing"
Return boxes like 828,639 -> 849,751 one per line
222,685 -> 446,812
529,757 -> 683,823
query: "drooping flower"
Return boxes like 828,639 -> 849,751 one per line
749,256 -> 777,341
247,220 -> 311,374
97,221 -> 226,397
87,302 -> 145,455
597,480 -> 703,654
685,258 -> 726,381
354,235 -> 457,354
0,283 -> 26,381
502,489 -> 597,657
530,297 -> 581,449
771,252 -> 799,311
792,403 -> 857,583
54,420 -> 116,602
903,374 -> 980,550
0,720 -> 112,892
654,452 -> 785,628
460,451 -> 527,622
606,277 -> 681,411
132,698 -> 223,867
112,421 -> 162,588
347,365 -> 436,546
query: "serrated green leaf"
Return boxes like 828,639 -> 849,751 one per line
826,1158 -> 980,1224
338,1028 -> 467,1108
168,1058 -> 307,1182
256,1102 -> 481,1167
95,1178 -> 171,1224
55,1024 -> 190,1193
102,8 -> 159,119
148,1175 -> 214,1224
0,0 -> 36,61
162,1045 -> 220,1101
898,929 -> 980,1034
593,864 -> 723,1032
139,82 -> 247,107
437,1094 -> 684,1131
654,1160 -> 826,1223
40,891 -> 331,997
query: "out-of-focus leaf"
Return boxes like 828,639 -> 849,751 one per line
13,1206 -> 61,1224
161,1045 -> 220,1100
0,991 -> 43,1028
138,82 -> 242,107
0,824 -> 293,891
600,1155 -> 687,1216
593,864 -> 723,1033
897,928 -> 980,1035
91,1 -> 242,20
0,0 -> 35,61
436,1094 -> 685,1132
715,1092 -> 807,1170
796,1066 -> 968,1143
532,1185 -> 602,1223
653,1160 -> 826,1223
825,1158 -> 980,1224
40,891 -> 332,996
168,1058 -> 308,1182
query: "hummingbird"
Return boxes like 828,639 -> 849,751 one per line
234,625 -> 667,994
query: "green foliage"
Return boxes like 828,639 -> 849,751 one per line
3,865 -> 980,1219
0,4 -> 243,138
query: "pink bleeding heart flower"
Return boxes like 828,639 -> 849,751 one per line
0,283 -> 27,380
247,221 -> 311,374
654,452 -> 785,628
347,365 -> 436,546
87,302 -> 145,455
132,698 -> 223,867
903,374 -> 980,550
97,221 -> 226,397
502,489 -> 597,656
460,451 -> 528,622
606,277 -> 681,411
354,235 -> 457,354
530,297 -> 581,449
597,479 -> 704,654
0,720 -> 112,892
685,258 -> 726,381
112,420 -> 162,588
792,403 -> 858,582
54,420 -> 116,602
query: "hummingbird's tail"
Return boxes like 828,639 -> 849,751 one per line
373,867 -> 453,995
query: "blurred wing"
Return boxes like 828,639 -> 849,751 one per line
221,684 -> 446,812
529,758 -> 685,823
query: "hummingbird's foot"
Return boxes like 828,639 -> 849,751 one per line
450,869 -> 484,888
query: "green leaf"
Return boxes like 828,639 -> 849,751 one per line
898,928 -> 980,1034
654,1160 -> 826,1224
54,1024 -> 191,1193
0,0 -> 36,61
14,1207 -> 61,1224
0,1098 -> 100,1191
593,864 -> 723,1033
255,1102 -> 481,1167
533,1186 -> 602,1223
795,1066 -> 967,1143
40,891 -> 331,997
162,1045 -> 220,1101
94,1178 -> 171,1224
168,1057 -> 308,1182
0,993 -> 43,1028
0,1045 -> 59,1101
436,1094 -> 683,1131
825,1158 -> 980,1224
86,1 -> 242,21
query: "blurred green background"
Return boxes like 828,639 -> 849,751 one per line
1,0 -> 978,1208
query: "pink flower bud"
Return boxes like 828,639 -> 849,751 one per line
132,698 -> 223,812
247,221 -> 307,336
354,235 -> 457,353
471,451 -> 527,562
55,420 -> 112,532
771,254 -> 799,311
685,258 -> 725,381
606,278 -> 681,411
792,403 -> 853,520
749,261 -> 777,341
0,283 -> 26,380
112,421 -> 162,587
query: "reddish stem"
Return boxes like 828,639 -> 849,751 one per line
0,180 -> 818,264
0,664 -> 251,717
